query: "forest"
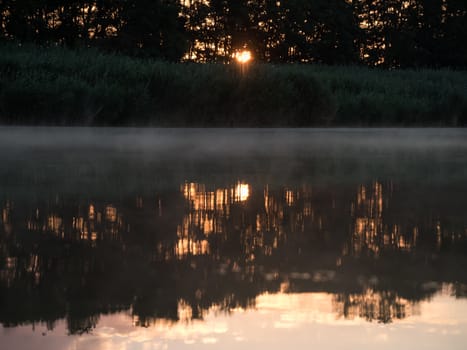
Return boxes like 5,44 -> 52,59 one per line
1,0 -> 466,68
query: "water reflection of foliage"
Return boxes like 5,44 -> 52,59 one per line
1,180 -> 467,332
333,290 -> 418,323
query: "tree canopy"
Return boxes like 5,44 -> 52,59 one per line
0,0 -> 466,67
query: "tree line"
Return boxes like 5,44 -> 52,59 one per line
0,0 -> 466,68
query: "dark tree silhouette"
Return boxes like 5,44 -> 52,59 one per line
0,0 -> 465,66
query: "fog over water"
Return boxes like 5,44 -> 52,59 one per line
1,127 -> 466,153
1,127 -> 466,193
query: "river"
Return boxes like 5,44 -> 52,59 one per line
0,128 -> 466,349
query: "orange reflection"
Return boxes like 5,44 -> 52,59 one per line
350,181 -> 418,257
175,238 -> 210,258
105,205 -> 117,223
48,215 -> 63,235
234,183 -> 250,202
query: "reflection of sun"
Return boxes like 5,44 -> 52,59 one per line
235,183 -> 250,202
235,50 -> 252,64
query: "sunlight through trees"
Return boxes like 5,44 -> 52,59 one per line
0,1 -> 465,66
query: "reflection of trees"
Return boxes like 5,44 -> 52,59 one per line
332,289 -> 420,323
348,181 -> 418,257
1,179 -> 467,332
347,181 -> 467,258
453,283 -> 467,298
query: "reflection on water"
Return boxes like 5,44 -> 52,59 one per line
0,128 -> 467,348
2,181 -> 467,327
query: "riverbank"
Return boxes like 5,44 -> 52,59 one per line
1,44 -> 466,126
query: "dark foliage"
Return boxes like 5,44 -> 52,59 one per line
0,44 -> 466,126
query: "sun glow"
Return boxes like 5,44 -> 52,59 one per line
234,183 -> 250,202
235,50 -> 252,64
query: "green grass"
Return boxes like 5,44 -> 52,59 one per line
1,44 -> 466,126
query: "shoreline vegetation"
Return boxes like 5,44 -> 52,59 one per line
1,44 -> 466,127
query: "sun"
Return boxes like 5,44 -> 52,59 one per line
235,50 -> 252,64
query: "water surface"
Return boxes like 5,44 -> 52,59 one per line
1,128 -> 466,349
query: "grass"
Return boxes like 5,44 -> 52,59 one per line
1,43 -> 466,126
